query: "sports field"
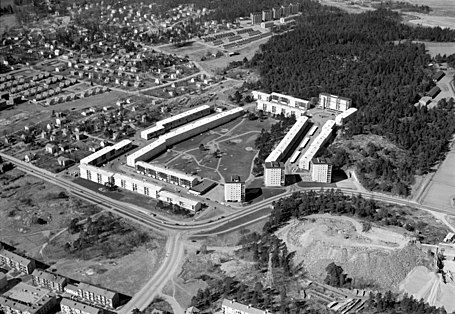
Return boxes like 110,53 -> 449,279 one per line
421,140 -> 455,213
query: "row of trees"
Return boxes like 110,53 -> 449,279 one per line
261,189 -> 427,235
253,114 -> 296,175
249,5 -> 455,195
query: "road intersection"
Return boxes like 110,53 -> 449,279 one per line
1,152 -> 454,314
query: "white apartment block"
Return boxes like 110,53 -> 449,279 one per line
253,91 -> 309,117
265,117 -> 308,163
64,283 -> 119,308
141,105 -> 211,140
335,107 -> 357,126
127,107 -> 244,167
136,161 -> 199,188
32,269 -> 67,292
224,175 -> 245,202
0,249 -> 35,274
222,299 -> 268,314
60,299 -> 102,314
0,283 -> 56,314
319,93 -> 352,112
298,120 -> 335,170
78,164 -> 201,211
264,162 -> 285,187
311,158 -> 332,183
80,139 -> 132,166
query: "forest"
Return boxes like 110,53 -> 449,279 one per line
249,4 -> 455,195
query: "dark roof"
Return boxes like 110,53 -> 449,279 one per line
264,161 -> 285,169
226,175 -> 243,183
427,86 -> 441,98
433,71 -> 445,81
312,157 -> 332,165
190,180 -> 217,194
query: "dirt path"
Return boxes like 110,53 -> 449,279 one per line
39,227 -> 68,260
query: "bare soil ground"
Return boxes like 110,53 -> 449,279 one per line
399,265 -> 455,312
0,169 -> 166,295
421,139 -> 455,213
276,215 -> 433,291
0,14 -> 17,34
0,169 -> 99,259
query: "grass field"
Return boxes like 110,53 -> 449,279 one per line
218,133 -> 258,181
167,155 -> 222,181
421,140 -> 455,213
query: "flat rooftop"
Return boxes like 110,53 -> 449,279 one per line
4,282 -> 51,304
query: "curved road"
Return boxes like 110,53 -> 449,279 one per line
1,152 -> 454,314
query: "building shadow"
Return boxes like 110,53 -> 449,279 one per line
245,187 -> 262,202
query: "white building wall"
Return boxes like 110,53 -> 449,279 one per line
264,167 -> 283,186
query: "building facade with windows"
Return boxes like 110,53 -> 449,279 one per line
311,158 -> 333,183
0,248 -> 35,274
135,161 -> 199,188
32,269 -> 67,292
264,162 -> 285,187
60,298 -> 102,314
319,93 -> 352,112
253,91 -> 309,117
80,140 -> 132,167
0,283 -> 56,314
224,175 -> 245,202
78,164 -> 201,211
141,105 -> 212,140
64,283 -> 119,309
250,12 -> 262,24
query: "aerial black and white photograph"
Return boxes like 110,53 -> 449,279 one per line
0,0 -> 454,313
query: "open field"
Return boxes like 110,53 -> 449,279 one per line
0,169 -> 166,295
0,169 -> 100,259
158,41 -> 209,56
154,115 -> 276,184
421,139 -> 455,213
405,0 -> 455,17
0,14 -> 17,34
416,41 -> 455,57
45,232 -> 165,296
218,133 -> 258,181
276,214 -> 437,291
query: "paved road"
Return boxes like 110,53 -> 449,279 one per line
2,152 -> 455,313
118,233 -> 184,314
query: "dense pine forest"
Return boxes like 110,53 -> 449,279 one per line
249,4 -> 455,195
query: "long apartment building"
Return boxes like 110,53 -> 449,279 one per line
0,248 -> 35,274
32,269 -> 68,292
136,161 -> 199,188
265,116 -> 309,163
334,107 -> 357,126
0,283 -> 56,314
319,93 -> 352,112
298,120 -> 336,170
79,164 -> 202,211
253,91 -> 309,117
64,282 -> 119,309
140,105 -> 212,140
79,139 -> 132,166
60,298 -> 102,314
127,107 -> 244,167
